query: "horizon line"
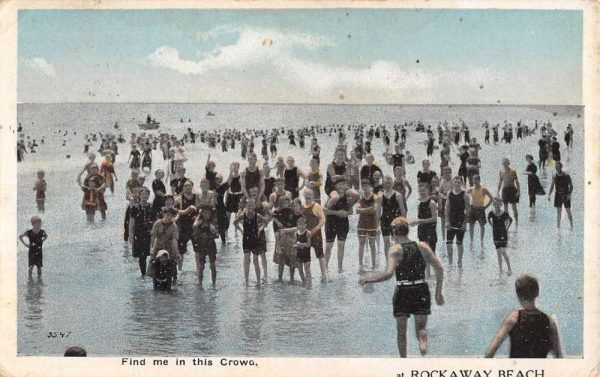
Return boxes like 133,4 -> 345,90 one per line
16,101 -> 584,107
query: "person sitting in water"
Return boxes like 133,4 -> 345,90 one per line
151,250 -> 176,291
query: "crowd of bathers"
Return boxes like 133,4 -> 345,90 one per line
18,117 -> 574,357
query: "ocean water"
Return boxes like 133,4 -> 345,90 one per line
16,103 -> 584,357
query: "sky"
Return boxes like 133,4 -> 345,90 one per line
17,9 -> 582,104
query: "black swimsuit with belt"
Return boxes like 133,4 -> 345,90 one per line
392,241 -> 431,317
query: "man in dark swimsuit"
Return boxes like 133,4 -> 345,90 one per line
485,274 -> 563,358
445,176 -> 470,268
359,153 -> 382,187
325,149 -> 348,195
360,217 -> 444,357
411,184 -> 438,276
547,161 -> 574,230
417,159 -> 437,192
385,144 -> 405,170
241,152 -> 264,199
324,177 -> 353,273
175,180 -> 197,273
170,167 -> 188,196
283,156 -> 304,199
302,189 -> 327,283
378,175 -> 406,258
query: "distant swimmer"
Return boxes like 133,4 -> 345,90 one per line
34,169 -> 47,213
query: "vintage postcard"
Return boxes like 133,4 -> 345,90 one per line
0,0 -> 598,376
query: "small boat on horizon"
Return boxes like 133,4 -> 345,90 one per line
139,114 -> 160,130
206,111 -> 215,117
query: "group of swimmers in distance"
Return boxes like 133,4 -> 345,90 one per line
18,117 -> 573,357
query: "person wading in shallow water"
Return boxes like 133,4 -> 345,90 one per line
323,176 -> 354,274
445,176 -> 470,268
497,157 -> 520,226
301,188 -> 327,283
77,163 -> 107,224
359,217 -> 445,357
485,274 -> 563,358
547,161 -> 574,230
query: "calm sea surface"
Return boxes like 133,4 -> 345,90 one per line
16,103 -> 584,357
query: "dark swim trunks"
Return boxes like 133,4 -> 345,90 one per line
502,186 -> 519,204
393,283 -> 431,317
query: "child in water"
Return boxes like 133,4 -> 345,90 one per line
34,169 -> 46,213
485,274 -> 563,358
19,215 -> 48,277
78,163 -> 107,223
151,250 -> 176,291
293,216 -> 312,286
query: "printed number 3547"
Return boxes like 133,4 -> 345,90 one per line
47,332 -> 71,338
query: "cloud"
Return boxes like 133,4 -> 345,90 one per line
143,26 -> 507,100
25,57 -> 56,77
145,26 -> 334,75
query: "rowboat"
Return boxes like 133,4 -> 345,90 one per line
138,121 -> 160,130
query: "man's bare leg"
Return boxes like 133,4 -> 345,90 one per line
324,242 -> 334,270
566,208 -> 573,230
479,221 -> 485,249
395,316 -> 409,358
337,240 -> 346,273
415,314 -> 429,356
318,257 -> 327,283
243,253 -> 251,286
252,254 -> 261,286
260,252 -> 267,280
457,244 -> 464,268
304,262 -> 312,286
369,237 -> 377,268
469,223 -> 475,245
358,238 -> 366,269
